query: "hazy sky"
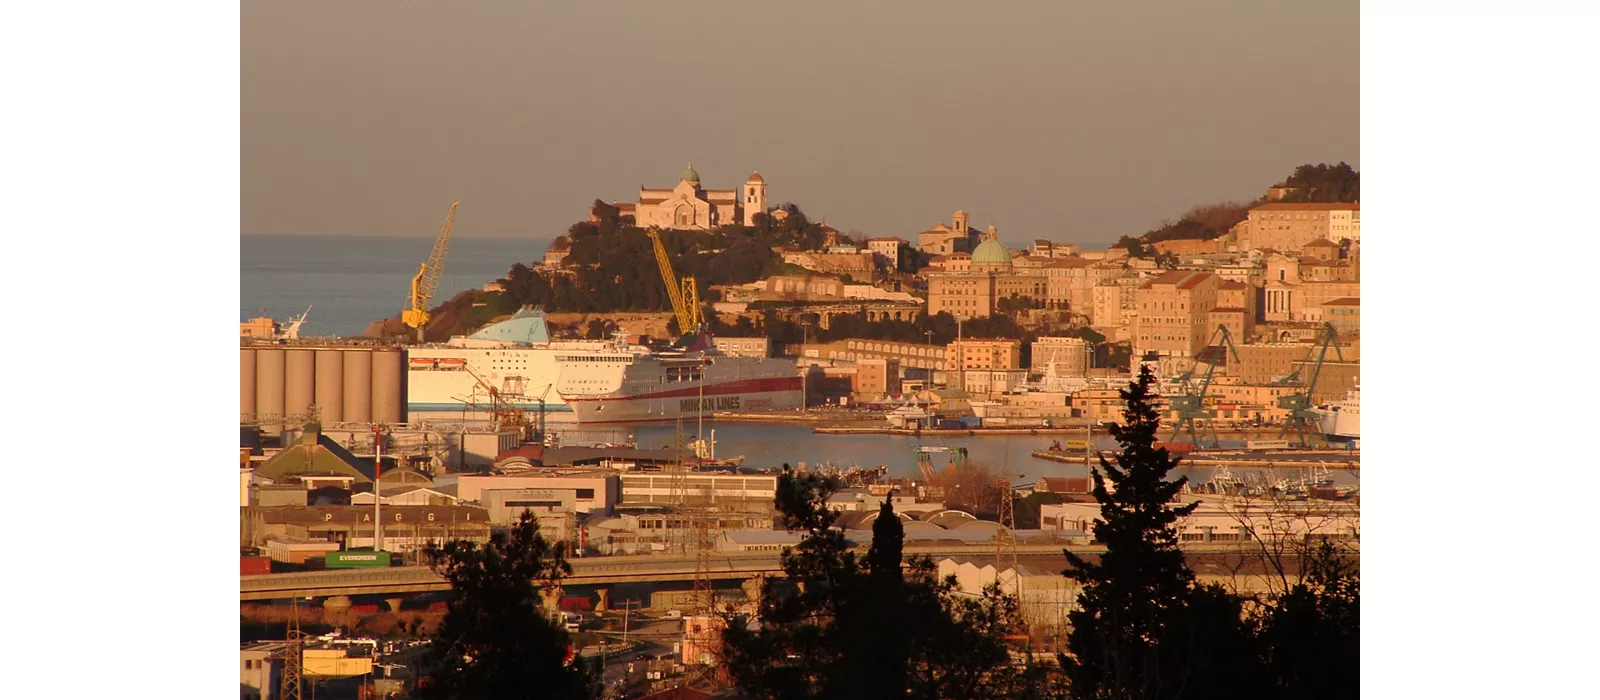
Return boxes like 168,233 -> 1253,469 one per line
243,1 -> 1357,246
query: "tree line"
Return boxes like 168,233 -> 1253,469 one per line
488,201 -> 850,318
405,366 -> 1357,699
1116,162 -> 1360,256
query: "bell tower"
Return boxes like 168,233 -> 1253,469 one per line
743,172 -> 768,226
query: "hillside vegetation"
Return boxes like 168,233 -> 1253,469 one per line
1116,162 -> 1359,255
368,200 -> 850,339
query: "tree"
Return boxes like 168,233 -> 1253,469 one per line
1255,541 -> 1359,700
416,511 -> 590,700
722,466 -> 1028,699
1058,365 -> 1264,700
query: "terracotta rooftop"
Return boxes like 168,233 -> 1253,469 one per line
1324,297 -> 1361,306
1177,272 -> 1216,290
1304,238 -> 1339,248
1218,279 -> 1248,290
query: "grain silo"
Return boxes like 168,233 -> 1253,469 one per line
240,347 -> 256,421
285,349 -> 316,420
371,349 -> 403,424
342,349 -> 373,423
254,348 -> 286,433
315,349 -> 345,424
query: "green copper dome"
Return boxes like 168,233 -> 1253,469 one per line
681,162 -> 701,184
971,237 -> 1013,265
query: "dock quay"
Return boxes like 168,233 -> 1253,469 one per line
1030,449 -> 1359,470
817,426 -> 1096,436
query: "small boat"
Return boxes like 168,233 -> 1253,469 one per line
437,358 -> 468,370
410,358 -> 438,369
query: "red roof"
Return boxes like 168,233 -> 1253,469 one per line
1176,272 -> 1216,290
1323,297 -> 1360,306
1217,280 -> 1248,290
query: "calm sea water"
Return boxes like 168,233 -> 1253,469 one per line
241,234 -> 551,337
555,421 -> 1359,487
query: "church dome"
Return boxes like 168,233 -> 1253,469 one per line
746,171 -> 765,184
971,237 -> 1013,266
681,162 -> 701,184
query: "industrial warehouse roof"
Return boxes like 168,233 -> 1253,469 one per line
244,505 -> 489,525
254,426 -> 378,484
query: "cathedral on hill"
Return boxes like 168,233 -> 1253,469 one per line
606,163 -> 768,230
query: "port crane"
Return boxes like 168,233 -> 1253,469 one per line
1274,322 -> 1345,447
457,365 -> 550,444
402,201 -> 461,343
278,305 -> 312,341
913,445 -> 968,482
645,227 -> 704,336
1167,325 -> 1242,448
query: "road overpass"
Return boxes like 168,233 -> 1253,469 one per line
237,541 -> 1323,603
239,543 -> 1099,602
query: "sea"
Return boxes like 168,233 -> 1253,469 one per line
241,234 -> 552,338
242,234 -> 1355,488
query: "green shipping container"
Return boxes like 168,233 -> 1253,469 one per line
325,550 -> 392,569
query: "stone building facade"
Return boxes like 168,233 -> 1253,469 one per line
609,164 -> 767,230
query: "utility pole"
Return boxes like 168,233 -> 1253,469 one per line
372,424 -> 384,552
800,320 -> 811,412
697,359 -> 705,465
956,317 -> 964,394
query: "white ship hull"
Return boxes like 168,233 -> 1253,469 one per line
404,308 -> 645,414
563,354 -> 802,424
1309,387 -> 1359,440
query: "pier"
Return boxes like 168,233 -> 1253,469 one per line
1030,449 -> 1359,470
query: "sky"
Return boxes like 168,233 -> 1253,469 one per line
243,1 -> 1358,247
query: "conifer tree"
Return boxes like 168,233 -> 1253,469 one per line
1058,365 -> 1209,699
722,466 -> 1027,699
416,511 -> 590,700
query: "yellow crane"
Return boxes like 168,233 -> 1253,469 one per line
645,227 -> 704,335
402,201 -> 461,342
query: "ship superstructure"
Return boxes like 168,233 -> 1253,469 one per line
561,333 -> 802,424
1309,384 -> 1359,441
405,307 -> 648,414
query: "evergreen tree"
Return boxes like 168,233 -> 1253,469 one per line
1256,541 -> 1360,700
722,466 -> 1027,699
416,511 -> 590,700
1059,365 -> 1263,700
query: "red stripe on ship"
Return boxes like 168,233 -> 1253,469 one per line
563,376 -> 802,403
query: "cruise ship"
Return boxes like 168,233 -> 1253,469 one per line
1309,385 -> 1359,441
405,307 -> 649,414
562,333 -> 802,424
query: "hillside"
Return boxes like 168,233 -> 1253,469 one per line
1115,162 -> 1359,255
366,200 -> 849,339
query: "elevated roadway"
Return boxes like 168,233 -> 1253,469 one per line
240,543 -> 1090,601
237,542 -> 1297,602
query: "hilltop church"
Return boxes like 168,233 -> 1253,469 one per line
607,164 -> 768,231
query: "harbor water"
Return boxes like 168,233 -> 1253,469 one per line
241,234 -> 552,337
549,420 -> 1361,488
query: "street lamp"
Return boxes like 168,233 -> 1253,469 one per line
800,319 -> 812,412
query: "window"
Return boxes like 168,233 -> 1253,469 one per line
576,488 -> 596,500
